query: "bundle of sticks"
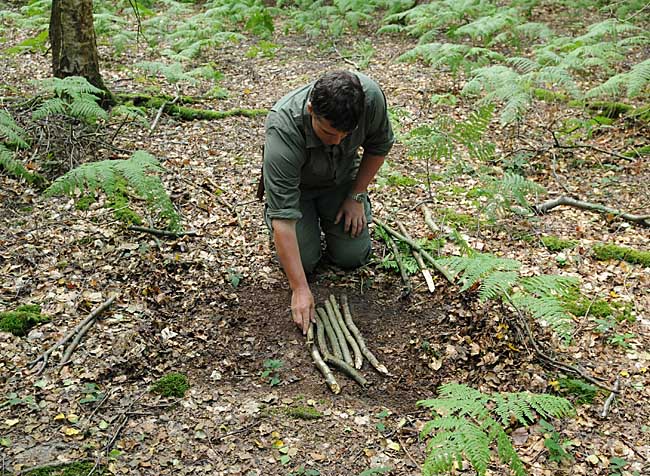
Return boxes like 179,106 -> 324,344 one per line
307,294 -> 389,394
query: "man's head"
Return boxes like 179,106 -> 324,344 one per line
307,71 -> 365,145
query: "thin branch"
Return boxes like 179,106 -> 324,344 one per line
30,295 -> 117,375
397,221 -> 435,293
373,217 -> 454,283
600,377 -> 621,418
534,195 -> 650,227
324,300 -> 353,366
307,323 -> 340,394
329,295 -> 363,369
384,231 -> 412,297
127,225 -> 198,238
316,307 -> 343,360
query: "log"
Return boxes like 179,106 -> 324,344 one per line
534,195 -> 650,227
328,295 -> 363,369
340,294 -> 389,375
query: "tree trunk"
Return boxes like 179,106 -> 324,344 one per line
49,0 -> 110,97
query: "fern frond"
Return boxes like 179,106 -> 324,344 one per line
0,110 -> 29,148
493,424 -> 527,476
0,144 -> 43,184
70,96 -> 109,124
479,271 -> 519,301
435,254 -> 521,292
626,58 -> 650,97
511,293 -> 574,343
519,275 -> 579,297
38,76 -> 104,97
109,105 -> 149,126
32,98 -> 67,120
453,8 -> 519,42
507,56 -> 539,74
525,393 -> 574,420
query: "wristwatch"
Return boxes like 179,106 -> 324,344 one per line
349,192 -> 368,203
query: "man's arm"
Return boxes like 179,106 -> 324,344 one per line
271,218 -> 315,335
336,153 -> 386,237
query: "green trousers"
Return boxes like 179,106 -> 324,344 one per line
266,184 -> 372,274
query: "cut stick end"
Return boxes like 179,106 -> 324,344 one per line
330,383 -> 342,394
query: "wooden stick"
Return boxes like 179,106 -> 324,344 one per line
329,295 -> 363,369
534,195 -> 649,227
317,307 -> 343,360
307,323 -> 340,394
315,316 -> 368,387
373,217 -> 454,283
601,377 -> 621,418
30,295 -> 117,375
383,231 -> 412,297
397,221 -> 435,293
59,315 -> 100,367
340,294 -> 389,375
324,299 -> 353,366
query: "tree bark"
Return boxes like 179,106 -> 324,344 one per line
50,0 -> 111,97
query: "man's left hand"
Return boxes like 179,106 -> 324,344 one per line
335,197 -> 366,238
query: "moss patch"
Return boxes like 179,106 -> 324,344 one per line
622,145 -> 650,159
0,304 -> 48,336
20,461 -> 102,476
541,235 -> 577,252
283,405 -> 323,420
151,372 -> 189,398
592,244 -> 650,267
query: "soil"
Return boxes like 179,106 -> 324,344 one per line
1,4 -> 649,476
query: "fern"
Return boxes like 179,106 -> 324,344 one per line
0,144 -> 44,185
586,59 -> 650,99
32,77 -> 108,125
419,383 -> 573,476
435,254 -> 521,293
0,110 -> 29,148
45,151 -> 182,232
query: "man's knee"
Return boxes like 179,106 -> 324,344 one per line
328,241 -> 371,269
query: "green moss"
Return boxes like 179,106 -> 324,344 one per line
568,100 -> 633,119
438,208 -> 478,228
0,304 -> 48,336
593,244 -> 650,267
564,296 -> 613,319
557,378 -> 598,405
622,145 -> 650,158
386,174 -> 417,187
21,461 -> 102,476
541,235 -> 577,252
284,405 -> 322,420
533,88 -> 568,103
74,194 -> 96,211
107,184 -> 142,226
151,372 -> 189,398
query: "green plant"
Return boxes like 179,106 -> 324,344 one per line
0,110 -> 44,184
151,372 -> 189,398
284,405 -> 322,420
79,383 -> 106,404
541,236 -> 577,252
419,383 -> 573,476
539,419 -> 574,464
45,150 -> 182,231
0,304 -> 48,336
556,378 -> 598,405
436,253 -> 579,343
592,244 -> 650,267
261,359 -> 283,386
608,456 -> 629,476
32,76 -> 108,125
608,332 -> 636,349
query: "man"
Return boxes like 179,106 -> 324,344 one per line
262,70 -> 394,335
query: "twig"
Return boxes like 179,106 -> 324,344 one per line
600,377 -> 621,418
331,41 -> 359,69
397,433 -> 420,470
329,295 -> 363,369
397,221 -> 435,293
316,307 -> 343,360
59,314 -> 101,367
307,323 -> 340,394
534,195 -> 650,227
150,95 -> 178,133
324,300 -> 353,365
30,295 -> 117,375
384,231 -> 412,298
127,225 -> 198,238
341,294 -> 389,375
373,217 -> 454,283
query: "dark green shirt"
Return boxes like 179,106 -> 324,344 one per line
263,72 -> 395,221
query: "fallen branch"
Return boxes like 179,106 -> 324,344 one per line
534,195 -> 650,227
29,295 -> 117,375
150,95 -> 179,133
341,294 -> 389,375
307,323 -> 340,394
600,377 -> 621,418
324,300 -> 353,366
59,314 -> 100,367
127,225 -> 198,238
329,295 -> 363,369
373,217 -> 454,283
397,221 -> 435,293
316,307 -> 343,360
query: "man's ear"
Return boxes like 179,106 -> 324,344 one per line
306,102 -> 313,115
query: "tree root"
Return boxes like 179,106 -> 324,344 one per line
534,195 -> 650,227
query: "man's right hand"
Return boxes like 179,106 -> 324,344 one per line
291,286 -> 315,335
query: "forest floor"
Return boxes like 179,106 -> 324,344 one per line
1,5 -> 650,476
